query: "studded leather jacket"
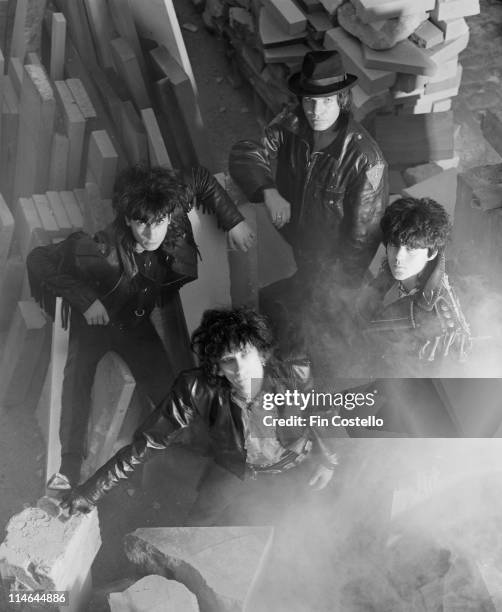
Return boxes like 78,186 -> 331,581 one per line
357,253 -> 472,375
229,107 -> 388,283
73,359 -> 339,505
27,166 -> 244,328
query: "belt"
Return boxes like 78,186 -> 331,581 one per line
246,444 -> 311,480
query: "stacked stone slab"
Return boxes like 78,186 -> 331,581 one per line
323,0 -> 479,191
203,0 -> 339,116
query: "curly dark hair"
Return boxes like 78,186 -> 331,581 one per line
112,164 -> 190,224
381,197 -> 451,255
191,308 -> 275,384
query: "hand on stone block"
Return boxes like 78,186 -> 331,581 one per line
309,463 -> 336,491
60,488 -> 96,515
228,220 -> 256,252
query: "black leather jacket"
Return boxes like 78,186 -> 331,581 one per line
27,166 -> 244,327
357,253 -> 472,374
229,108 -> 388,282
76,359 -> 339,505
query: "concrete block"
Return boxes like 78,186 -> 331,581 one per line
124,527 -> 274,612
432,98 -> 452,113
8,57 -> 24,98
59,190 -> 84,231
352,0 -> 435,24
108,575 -> 199,612
429,16 -> 468,41
431,0 -> 480,22
1,77 -> 20,210
352,84 -> 392,122
374,112 -> 454,167
306,11 -> 333,34
141,107 -> 172,168
14,64 -> 56,202
48,131 -> 70,190
409,19 -> 444,49
424,63 -> 462,95
263,44 -> 310,64
452,172 -> 502,284
0,505 -> 101,612
402,168 -> 458,218
50,12 -> 66,81
149,45 -> 213,172
324,28 -> 396,94
14,196 -> 44,260
86,130 -> 118,199
318,0 -> 343,15
0,255 -> 24,331
425,31 -> 469,65
83,0 -> 115,69
296,0 -> 323,14
32,193 -> 60,237
363,39 -> 438,76
153,77 -> 194,170
262,0 -> 307,35
46,191 -> 73,236
110,36 -> 150,111
402,163 -> 443,187
0,300 -> 48,407
259,6 -> 306,47
81,351 -> 136,481
81,182 -> 114,235
0,193 -> 14,270
338,2 -> 427,50
389,169 -> 407,194
54,80 -> 86,189
119,101 -> 148,165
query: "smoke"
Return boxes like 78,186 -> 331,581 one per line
244,438 -> 502,611
299,268 -> 502,383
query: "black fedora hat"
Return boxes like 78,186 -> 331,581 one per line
288,50 -> 357,97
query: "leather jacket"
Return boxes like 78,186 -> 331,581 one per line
27,166 -> 244,327
76,359 -> 340,505
357,253 -> 472,374
229,107 -> 388,282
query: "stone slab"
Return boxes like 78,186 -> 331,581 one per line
431,0 -> 480,22
81,350 -> 136,481
338,2 -> 427,50
352,0 -> 435,24
402,168 -> 458,219
429,16 -> 468,42
409,19 -> 444,49
374,112 -> 454,167
108,575 -> 199,612
124,527 -> 274,612
363,39 -> 438,76
325,28 -> 396,94
0,505 -> 100,612
261,0 -> 307,35
259,6 -> 306,47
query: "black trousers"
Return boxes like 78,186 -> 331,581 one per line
185,458 -> 317,526
60,313 -> 174,463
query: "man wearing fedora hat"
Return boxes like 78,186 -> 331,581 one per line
229,50 -> 387,368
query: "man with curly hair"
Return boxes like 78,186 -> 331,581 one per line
27,165 -> 255,486
61,307 -> 339,524
357,196 -> 471,375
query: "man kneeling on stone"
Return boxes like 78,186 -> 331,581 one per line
357,196 -> 472,376
61,308 -> 338,525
